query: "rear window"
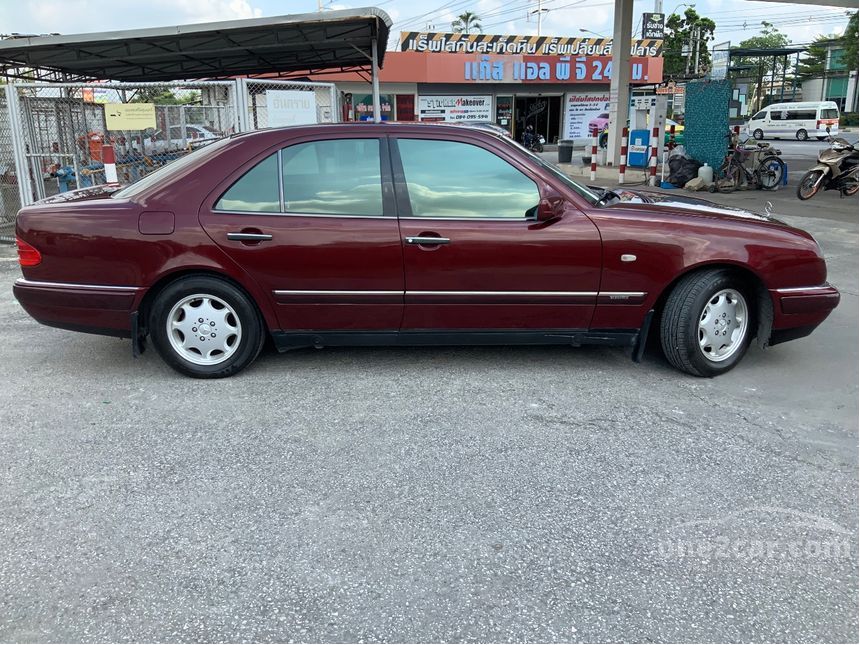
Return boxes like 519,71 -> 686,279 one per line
112,136 -> 231,200
821,108 -> 839,120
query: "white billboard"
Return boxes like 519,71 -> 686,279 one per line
417,95 -> 492,122
563,92 -> 611,139
266,89 -> 318,127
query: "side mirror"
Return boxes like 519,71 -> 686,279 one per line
537,193 -> 565,221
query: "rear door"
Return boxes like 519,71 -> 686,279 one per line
199,135 -> 404,332
392,136 -> 602,331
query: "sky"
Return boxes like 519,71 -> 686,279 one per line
0,0 -> 854,52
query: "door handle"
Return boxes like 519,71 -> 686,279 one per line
227,232 -> 273,242
405,236 -> 450,245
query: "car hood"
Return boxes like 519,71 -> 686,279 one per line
36,183 -> 123,205
609,188 -> 785,225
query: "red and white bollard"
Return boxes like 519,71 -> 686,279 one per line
102,144 -> 118,183
590,129 -> 598,182
648,126 -> 659,187
618,126 -> 629,185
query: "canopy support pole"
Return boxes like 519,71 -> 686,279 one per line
371,38 -> 381,123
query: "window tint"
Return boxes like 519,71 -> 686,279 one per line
821,108 -> 839,119
281,139 -> 383,216
752,111 -> 766,120
789,110 -> 817,120
397,139 -> 540,218
215,153 -> 279,212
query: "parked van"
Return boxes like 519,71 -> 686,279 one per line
746,101 -> 840,141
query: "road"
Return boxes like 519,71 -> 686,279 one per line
0,187 -> 856,642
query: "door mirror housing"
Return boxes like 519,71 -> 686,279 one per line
537,193 -> 565,221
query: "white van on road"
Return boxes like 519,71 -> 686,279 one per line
746,101 -> 840,141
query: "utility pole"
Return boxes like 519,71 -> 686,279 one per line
693,27 -> 701,75
530,0 -> 548,37
654,0 -> 663,12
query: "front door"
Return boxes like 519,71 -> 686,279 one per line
392,136 -> 602,331
199,136 -> 403,332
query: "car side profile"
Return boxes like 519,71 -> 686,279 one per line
14,123 -> 839,378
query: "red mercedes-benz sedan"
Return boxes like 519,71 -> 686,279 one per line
13,123 -> 839,378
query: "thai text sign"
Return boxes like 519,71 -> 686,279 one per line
563,93 -> 610,139
463,55 -> 653,84
401,32 -> 662,57
417,95 -> 492,122
104,103 -> 156,130
266,90 -> 317,126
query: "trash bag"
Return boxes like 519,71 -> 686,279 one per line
668,156 -> 703,187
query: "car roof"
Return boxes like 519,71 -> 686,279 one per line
228,121 -> 507,141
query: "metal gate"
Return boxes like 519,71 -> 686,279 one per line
0,78 -> 338,243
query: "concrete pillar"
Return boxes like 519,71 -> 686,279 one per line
371,38 -> 381,123
607,0 -> 633,166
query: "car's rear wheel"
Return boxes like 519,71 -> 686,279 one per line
149,276 -> 265,378
796,129 -> 808,141
753,129 -> 764,140
660,269 -> 754,377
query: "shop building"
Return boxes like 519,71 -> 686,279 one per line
308,34 -> 664,144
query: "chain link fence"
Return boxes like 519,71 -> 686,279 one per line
0,78 -> 337,243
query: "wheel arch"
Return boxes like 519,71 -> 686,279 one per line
652,261 -> 774,348
136,268 -> 275,337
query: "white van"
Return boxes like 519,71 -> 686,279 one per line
746,101 -> 840,141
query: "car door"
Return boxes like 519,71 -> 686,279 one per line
391,135 -> 602,331
198,135 -> 404,332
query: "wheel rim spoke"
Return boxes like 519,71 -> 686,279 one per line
697,288 -> 748,363
166,293 -> 243,367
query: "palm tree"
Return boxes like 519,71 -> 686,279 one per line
452,11 -> 482,34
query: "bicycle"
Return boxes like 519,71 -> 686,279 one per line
711,131 -> 786,193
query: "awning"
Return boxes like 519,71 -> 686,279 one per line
0,7 -> 391,82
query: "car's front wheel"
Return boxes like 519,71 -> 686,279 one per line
660,269 -> 755,377
149,276 -> 265,378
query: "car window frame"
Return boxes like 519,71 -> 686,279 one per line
208,134 -> 396,219
388,134 -> 545,222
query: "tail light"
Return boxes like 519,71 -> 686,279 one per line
16,237 -> 42,267
817,119 -> 822,129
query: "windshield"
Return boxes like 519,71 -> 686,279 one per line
112,136 -> 231,200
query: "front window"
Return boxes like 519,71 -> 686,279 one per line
396,139 -> 540,218
751,111 -> 766,121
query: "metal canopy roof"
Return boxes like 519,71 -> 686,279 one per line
0,7 -> 391,82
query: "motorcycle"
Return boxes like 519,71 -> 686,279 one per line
797,129 -> 859,200
522,131 -> 546,153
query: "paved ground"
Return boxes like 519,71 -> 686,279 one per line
0,186 -> 856,642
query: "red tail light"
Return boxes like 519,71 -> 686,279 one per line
817,119 -> 822,129
16,237 -> 42,267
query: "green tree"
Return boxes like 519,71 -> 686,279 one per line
796,35 -> 832,80
842,11 -> 858,71
735,22 -> 792,110
130,88 -> 200,104
451,11 -> 482,34
663,7 -> 716,78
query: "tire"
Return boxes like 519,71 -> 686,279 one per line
796,129 -> 808,141
753,129 -> 764,140
660,269 -> 755,377
756,156 -> 786,190
149,276 -> 265,378
796,170 -> 824,200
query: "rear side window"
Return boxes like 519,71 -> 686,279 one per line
215,153 -> 279,212
281,139 -> 383,216
397,139 -> 540,219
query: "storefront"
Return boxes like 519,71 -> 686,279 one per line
309,33 -> 664,144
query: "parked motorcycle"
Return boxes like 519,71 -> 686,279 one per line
797,130 -> 859,200
522,130 -> 546,153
